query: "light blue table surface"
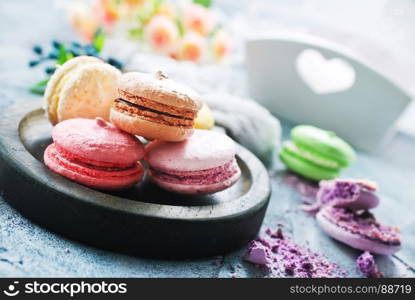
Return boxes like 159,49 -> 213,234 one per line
0,0 -> 414,278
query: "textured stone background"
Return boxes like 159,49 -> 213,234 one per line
0,0 -> 414,277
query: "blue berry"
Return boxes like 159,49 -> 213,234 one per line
69,48 -> 81,57
71,41 -> 81,48
29,60 -> 39,67
52,40 -> 61,49
107,57 -> 123,70
84,45 -> 98,56
45,66 -> 56,75
33,45 -> 43,55
47,51 -> 58,59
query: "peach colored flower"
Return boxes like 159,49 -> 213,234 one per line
156,2 -> 177,19
179,32 -> 206,62
68,2 -> 100,42
145,15 -> 179,54
212,30 -> 231,61
182,3 -> 215,36
125,0 -> 147,6
93,0 -> 120,30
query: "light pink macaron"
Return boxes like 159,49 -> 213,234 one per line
44,118 -> 145,190
146,129 -> 241,194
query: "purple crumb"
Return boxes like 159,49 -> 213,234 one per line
245,228 -> 346,278
244,241 -> 271,265
356,251 -> 383,278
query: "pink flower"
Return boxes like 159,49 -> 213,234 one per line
182,3 -> 216,36
179,32 -> 206,62
145,15 -> 179,54
211,30 -> 231,61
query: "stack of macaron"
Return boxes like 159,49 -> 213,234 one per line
280,125 -> 356,181
43,60 -> 240,194
314,179 -> 401,255
109,70 -> 240,194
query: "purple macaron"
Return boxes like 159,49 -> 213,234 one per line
146,129 -> 241,194
316,206 -> 401,255
316,179 -> 380,210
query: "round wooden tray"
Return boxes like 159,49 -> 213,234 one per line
0,101 -> 270,258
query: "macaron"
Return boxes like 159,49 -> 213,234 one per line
44,118 -> 145,190
110,71 -> 202,142
280,125 -> 356,181
44,56 -> 121,125
316,206 -> 401,255
316,179 -> 379,210
146,129 -> 241,194
194,104 -> 215,130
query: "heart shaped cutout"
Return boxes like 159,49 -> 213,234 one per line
296,49 -> 356,94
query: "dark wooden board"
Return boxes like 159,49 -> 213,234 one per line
0,101 -> 270,259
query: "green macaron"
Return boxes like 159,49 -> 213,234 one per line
279,125 -> 356,181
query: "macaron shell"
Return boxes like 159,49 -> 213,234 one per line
110,108 -> 194,142
316,179 -> 380,210
151,167 -> 241,195
279,146 -> 340,181
292,125 -> 356,167
44,56 -> 103,124
316,211 -> 401,255
335,189 -> 380,210
53,118 -> 145,165
118,72 -> 202,110
57,63 -> 121,122
147,130 -> 237,172
44,144 -> 144,190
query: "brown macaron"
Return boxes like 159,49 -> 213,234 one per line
110,71 -> 202,142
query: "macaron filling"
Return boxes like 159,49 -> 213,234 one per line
48,72 -> 74,124
283,141 -> 341,170
114,92 -> 197,128
46,143 -> 142,178
318,206 -> 401,246
150,158 -> 239,185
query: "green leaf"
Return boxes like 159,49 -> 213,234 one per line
129,26 -> 144,40
92,28 -> 105,52
66,52 -> 74,61
29,79 -> 49,95
193,0 -> 211,8
152,0 -> 162,12
176,19 -> 185,36
57,44 -> 68,65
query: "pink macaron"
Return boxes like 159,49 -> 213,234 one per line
316,206 -> 401,255
44,117 -> 145,190
146,129 -> 241,194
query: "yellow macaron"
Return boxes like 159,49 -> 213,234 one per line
194,104 -> 215,130
44,56 -> 121,125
